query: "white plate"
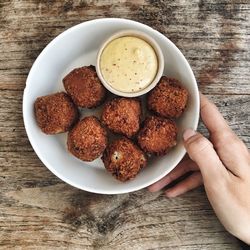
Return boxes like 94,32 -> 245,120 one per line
23,18 -> 200,194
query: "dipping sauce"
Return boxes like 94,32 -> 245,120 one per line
100,36 -> 158,93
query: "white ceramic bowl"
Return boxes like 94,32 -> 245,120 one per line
23,18 -> 200,194
96,29 -> 164,97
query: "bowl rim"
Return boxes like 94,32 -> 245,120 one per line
96,29 -> 164,97
23,18 -> 200,194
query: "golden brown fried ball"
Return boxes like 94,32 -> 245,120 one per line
101,97 -> 141,138
102,138 -> 147,182
34,92 -> 79,134
147,76 -> 188,118
137,116 -> 177,155
63,65 -> 107,108
67,116 -> 108,162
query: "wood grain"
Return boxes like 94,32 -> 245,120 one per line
0,0 -> 249,249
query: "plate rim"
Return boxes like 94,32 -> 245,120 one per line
23,18 -> 200,194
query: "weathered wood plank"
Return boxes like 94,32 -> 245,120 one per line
0,90 -> 249,153
0,0 -> 249,249
0,179 -> 240,249
0,0 -> 249,94
0,93 -> 248,249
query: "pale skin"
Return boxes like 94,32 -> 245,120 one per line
148,94 -> 250,244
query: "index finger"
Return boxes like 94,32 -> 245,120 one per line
200,93 -> 249,178
200,93 -> 231,134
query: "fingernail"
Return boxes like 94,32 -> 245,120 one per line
183,128 -> 196,141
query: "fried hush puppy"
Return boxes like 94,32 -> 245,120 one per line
102,138 -> 147,182
34,92 -> 79,134
63,65 -> 107,108
101,97 -> 141,138
67,116 -> 108,162
137,116 -> 177,155
147,76 -> 188,118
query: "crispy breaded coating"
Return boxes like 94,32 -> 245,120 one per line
67,116 -> 108,162
63,65 -> 107,108
102,138 -> 147,182
147,76 -> 188,118
34,92 -> 79,134
137,116 -> 177,155
101,97 -> 141,138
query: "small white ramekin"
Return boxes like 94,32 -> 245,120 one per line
96,30 -> 164,97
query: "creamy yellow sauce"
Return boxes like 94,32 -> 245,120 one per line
100,36 -> 158,93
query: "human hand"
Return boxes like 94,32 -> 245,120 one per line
148,93 -> 250,244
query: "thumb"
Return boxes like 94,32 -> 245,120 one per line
183,129 -> 227,184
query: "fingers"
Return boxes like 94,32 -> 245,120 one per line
200,93 -> 249,178
212,131 -> 250,178
200,93 -> 231,134
148,158 -> 198,192
165,172 -> 203,198
183,129 -> 229,185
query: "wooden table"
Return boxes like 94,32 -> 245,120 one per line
1,1 -> 249,249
